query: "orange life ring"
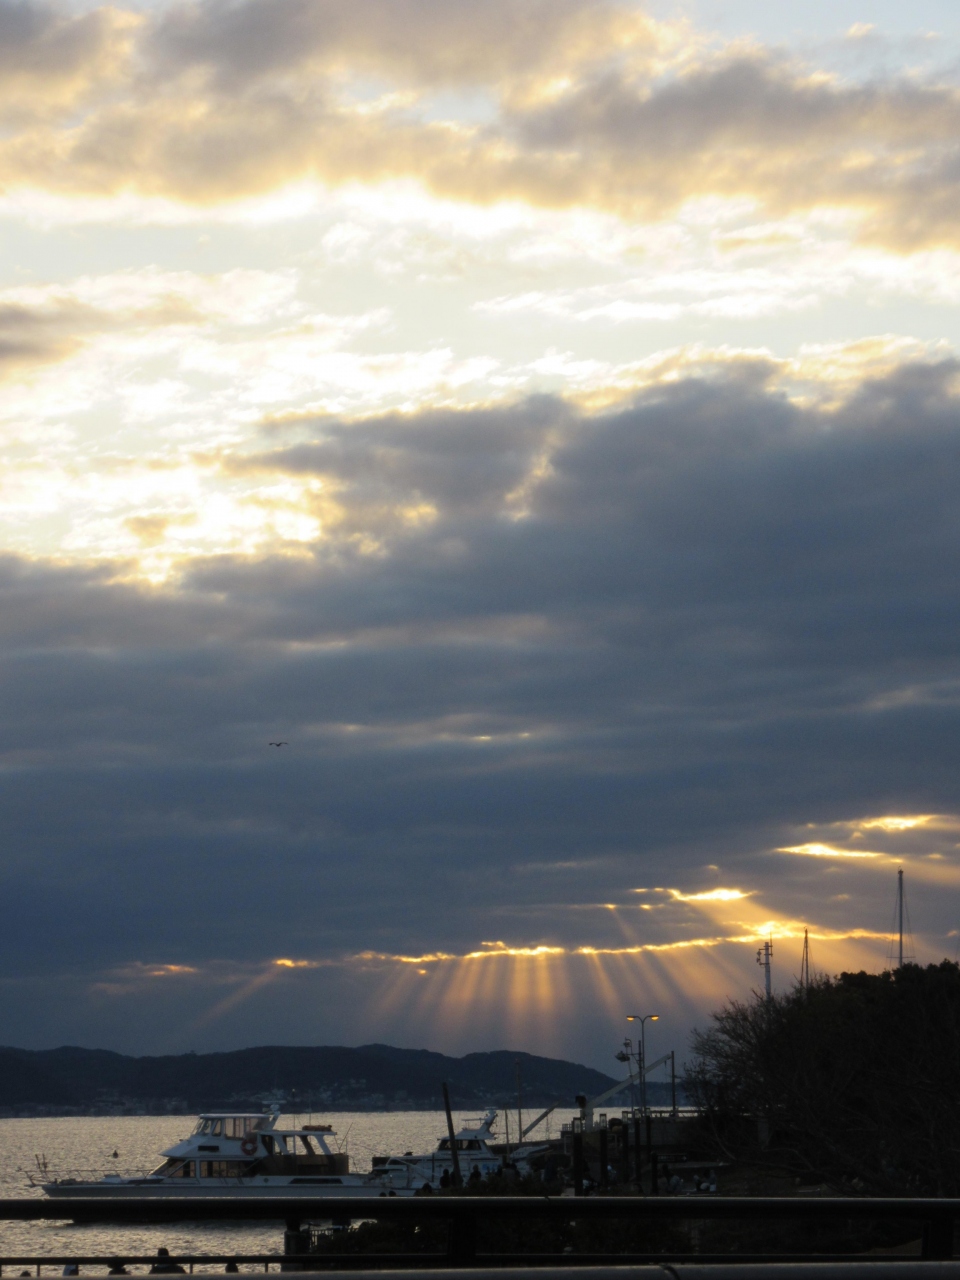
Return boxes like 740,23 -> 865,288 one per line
240,1135 -> 258,1156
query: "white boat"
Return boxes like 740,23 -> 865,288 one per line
371,1109 -> 503,1190
42,1106 -> 413,1202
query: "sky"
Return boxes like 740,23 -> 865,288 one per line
2,0 -> 960,1077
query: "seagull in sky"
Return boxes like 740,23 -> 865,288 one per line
269,741 -> 288,747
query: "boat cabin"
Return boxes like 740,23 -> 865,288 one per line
151,1111 -> 348,1180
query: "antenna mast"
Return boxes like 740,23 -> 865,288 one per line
756,937 -> 773,999
887,866 -> 915,969
800,927 -> 810,989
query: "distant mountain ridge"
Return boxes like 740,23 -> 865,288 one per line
0,1043 -> 630,1115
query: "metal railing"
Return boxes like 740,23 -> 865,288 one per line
2,1196 -> 959,1268
0,1254 -> 287,1275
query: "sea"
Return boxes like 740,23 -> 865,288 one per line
0,1110 -> 571,1272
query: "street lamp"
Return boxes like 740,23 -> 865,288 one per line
626,1014 -> 659,1117
615,1039 -> 638,1116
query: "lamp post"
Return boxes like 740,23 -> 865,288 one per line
615,1040 -> 638,1116
626,1014 -> 659,1117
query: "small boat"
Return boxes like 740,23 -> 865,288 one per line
371,1109 -> 503,1190
42,1106 -> 413,1202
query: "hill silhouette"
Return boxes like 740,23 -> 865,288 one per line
0,1043 -> 623,1115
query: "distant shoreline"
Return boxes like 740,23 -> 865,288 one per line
0,1104 -> 456,1119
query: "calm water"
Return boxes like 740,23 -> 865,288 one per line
0,1111 -> 488,1269
0,1110 -> 564,1271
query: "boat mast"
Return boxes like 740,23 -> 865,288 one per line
441,1082 -> 463,1188
898,867 -> 904,968
800,927 -> 810,990
515,1060 -> 523,1153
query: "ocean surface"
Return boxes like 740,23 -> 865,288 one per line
0,1110 -> 569,1271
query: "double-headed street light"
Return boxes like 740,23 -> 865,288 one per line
626,1013 -> 659,1117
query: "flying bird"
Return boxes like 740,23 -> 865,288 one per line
269,741 -> 288,747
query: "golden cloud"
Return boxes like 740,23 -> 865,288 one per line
0,3 -> 957,251
860,815 -> 936,831
0,3 -> 140,124
667,888 -> 752,902
779,842 -> 885,859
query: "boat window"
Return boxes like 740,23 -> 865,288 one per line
200,1161 -> 246,1178
210,1120 -> 223,1137
195,1120 -> 213,1135
166,1161 -> 196,1178
438,1139 -> 449,1150
224,1117 -> 256,1138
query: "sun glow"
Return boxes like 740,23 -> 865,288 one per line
111,873 -> 908,1044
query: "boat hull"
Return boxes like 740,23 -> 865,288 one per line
44,1182 -> 413,1202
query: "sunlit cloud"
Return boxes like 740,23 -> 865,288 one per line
0,0 -> 957,255
775,814 -> 960,884
860,815 -> 936,831
667,888 -> 752,902
89,960 -> 200,996
355,927 -> 893,967
779,843 -> 885,859
2,337 -> 952,580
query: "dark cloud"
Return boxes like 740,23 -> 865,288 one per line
2,357 -> 960,1056
0,301 -> 85,367
146,0 -> 651,89
0,292 -> 205,376
0,0 -> 133,125
0,0 -> 119,78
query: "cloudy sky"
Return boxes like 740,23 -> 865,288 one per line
2,0 -> 960,1074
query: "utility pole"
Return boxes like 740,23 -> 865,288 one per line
756,937 -> 773,999
897,867 -> 904,969
800,928 -> 810,989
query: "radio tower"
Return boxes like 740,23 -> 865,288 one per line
800,927 -> 811,990
888,867 -> 915,969
756,937 -> 773,999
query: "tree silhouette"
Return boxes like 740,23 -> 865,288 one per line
686,961 -> 960,1194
